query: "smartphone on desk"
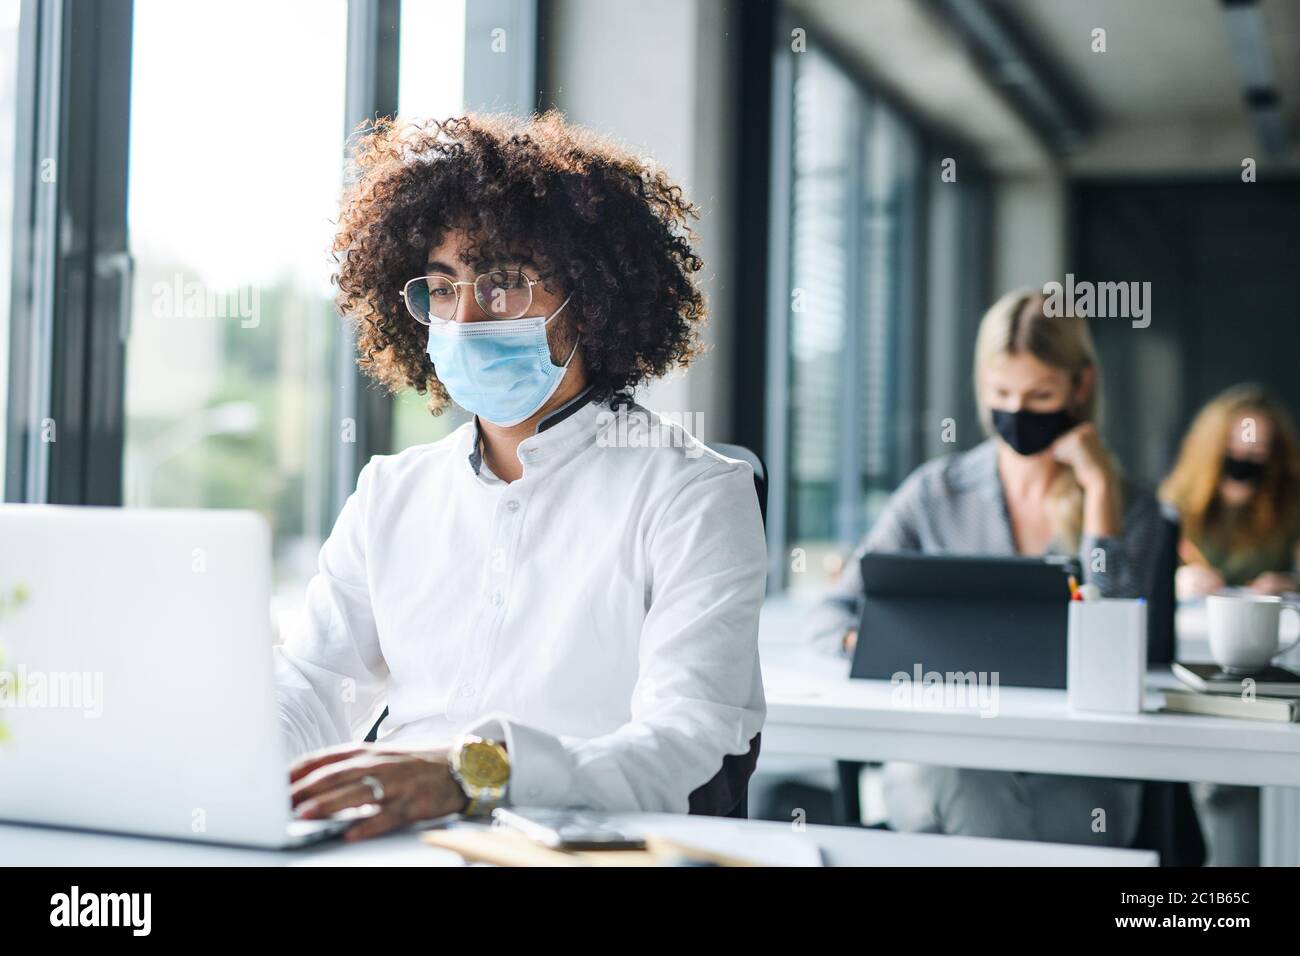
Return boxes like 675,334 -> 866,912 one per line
490,807 -> 647,850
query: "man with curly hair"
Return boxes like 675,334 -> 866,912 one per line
276,113 -> 767,840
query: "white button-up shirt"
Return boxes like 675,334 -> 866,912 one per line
273,394 -> 767,812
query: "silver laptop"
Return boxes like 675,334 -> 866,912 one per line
0,504 -> 350,848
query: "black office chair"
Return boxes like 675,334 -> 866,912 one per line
1128,507 -> 1206,866
709,442 -> 767,528
365,440 -> 770,820
681,442 -> 767,818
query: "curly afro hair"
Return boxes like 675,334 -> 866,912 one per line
331,111 -> 708,413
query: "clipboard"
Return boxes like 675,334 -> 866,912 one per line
422,827 -> 763,867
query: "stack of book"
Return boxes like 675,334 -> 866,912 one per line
1163,662 -> 1300,722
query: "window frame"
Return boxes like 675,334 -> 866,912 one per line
3,0 -> 53,502
331,0 -> 400,522
5,0 -> 133,506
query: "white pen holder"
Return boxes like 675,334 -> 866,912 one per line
1067,598 -> 1148,714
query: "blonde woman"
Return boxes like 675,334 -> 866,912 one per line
808,289 -> 1167,846
1161,384 -> 1300,598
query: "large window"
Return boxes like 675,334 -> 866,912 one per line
777,43 -> 922,593
390,0 -> 470,453
786,49 -> 854,567
0,0 -> 19,499
122,0 -> 350,620
0,0 -> 540,655
116,0 -> 528,630
4,0 -> 531,540
398,0 -> 464,120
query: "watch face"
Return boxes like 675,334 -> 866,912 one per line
460,741 -> 510,788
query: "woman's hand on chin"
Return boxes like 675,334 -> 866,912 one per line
1052,422 -> 1121,537
1051,422 -> 1113,493
289,743 -> 468,842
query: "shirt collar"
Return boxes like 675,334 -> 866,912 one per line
465,385 -> 608,477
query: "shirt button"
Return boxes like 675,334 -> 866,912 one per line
490,589 -> 504,606
459,684 -> 476,698
505,499 -> 520,513
527,786 -> 540,798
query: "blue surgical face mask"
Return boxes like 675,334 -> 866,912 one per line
425,295 -> 577,427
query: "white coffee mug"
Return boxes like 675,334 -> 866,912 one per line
1206,594 -> 1300,673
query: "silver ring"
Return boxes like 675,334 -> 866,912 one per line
360,774 -> 385,803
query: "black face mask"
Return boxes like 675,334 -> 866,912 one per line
991,407 -> 1074,457
1222,455 -> 1267,485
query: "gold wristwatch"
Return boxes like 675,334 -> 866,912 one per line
449,734 -> 511,817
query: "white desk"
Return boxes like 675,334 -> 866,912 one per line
759,597 -> 1300,865
0,815 -> 1155,867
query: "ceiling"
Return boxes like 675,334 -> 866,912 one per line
994,0 -> 1299,125
788,0 -> 1054,174
790,0 -> 1300,175
994,0 -> 1300,172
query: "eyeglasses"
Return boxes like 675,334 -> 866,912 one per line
400,269 -> 539,325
